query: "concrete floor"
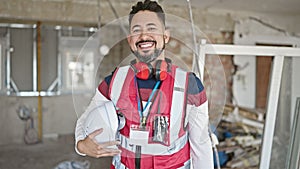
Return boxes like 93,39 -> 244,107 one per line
0,134 -> 112,169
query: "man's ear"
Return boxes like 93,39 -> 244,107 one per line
163,29 -> 171,43
127,34 -> 131,44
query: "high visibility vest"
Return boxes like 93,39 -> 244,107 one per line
109,65 -> 191,169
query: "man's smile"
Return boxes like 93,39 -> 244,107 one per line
136,40 -> 156,51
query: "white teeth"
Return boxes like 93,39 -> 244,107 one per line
140,43 -> 152,48
138,42 -> 154,49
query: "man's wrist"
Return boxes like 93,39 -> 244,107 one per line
75,140 -> 86,156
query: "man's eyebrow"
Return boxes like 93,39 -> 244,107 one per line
146,23 -> 157,27
131,25 -> 141,30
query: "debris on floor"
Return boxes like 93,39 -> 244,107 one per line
214,104 -> 265,169
53,160 -> 90,169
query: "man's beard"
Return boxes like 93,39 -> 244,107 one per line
132,48 -> 163,63
131,40 -> 165,63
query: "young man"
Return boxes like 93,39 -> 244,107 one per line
75,0 -> 213,168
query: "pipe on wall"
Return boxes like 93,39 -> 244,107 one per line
36,21 -> 43,141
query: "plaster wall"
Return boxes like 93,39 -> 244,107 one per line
0,0 -> 299,145
0,94 -> 92,145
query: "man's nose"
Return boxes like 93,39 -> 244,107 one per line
138,29 -> 150,38
135,32 -> 151,42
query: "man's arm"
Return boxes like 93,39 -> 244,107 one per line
75,88 -> 121,157
188,101 -> 214,169
187,73 -> 213,169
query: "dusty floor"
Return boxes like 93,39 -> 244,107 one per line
0,134 -> 112,169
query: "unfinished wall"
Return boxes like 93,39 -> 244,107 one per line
0,1 -> 299,145
0,94 -> 95,145
205,31 -> 234,104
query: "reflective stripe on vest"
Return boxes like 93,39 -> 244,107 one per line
119,132 -> 188,155
110,66 -> 130,104
170,67 -> 187,142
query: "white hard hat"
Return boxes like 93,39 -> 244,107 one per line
84,101 -> 118,148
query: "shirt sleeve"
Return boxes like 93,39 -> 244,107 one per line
188,102 -> 214,169
187,73 -> 214,169
74,87 -> 110,156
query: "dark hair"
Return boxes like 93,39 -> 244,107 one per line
129,0 -> 165,26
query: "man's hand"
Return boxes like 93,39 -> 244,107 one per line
77,128 -> 121,158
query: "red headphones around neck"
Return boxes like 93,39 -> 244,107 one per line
130,58 -> 171,81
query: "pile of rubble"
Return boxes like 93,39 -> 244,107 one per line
214,104 -> 265,168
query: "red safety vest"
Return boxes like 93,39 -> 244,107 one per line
109,65 -> 191,169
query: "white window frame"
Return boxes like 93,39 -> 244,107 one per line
197,40 -> 300,169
